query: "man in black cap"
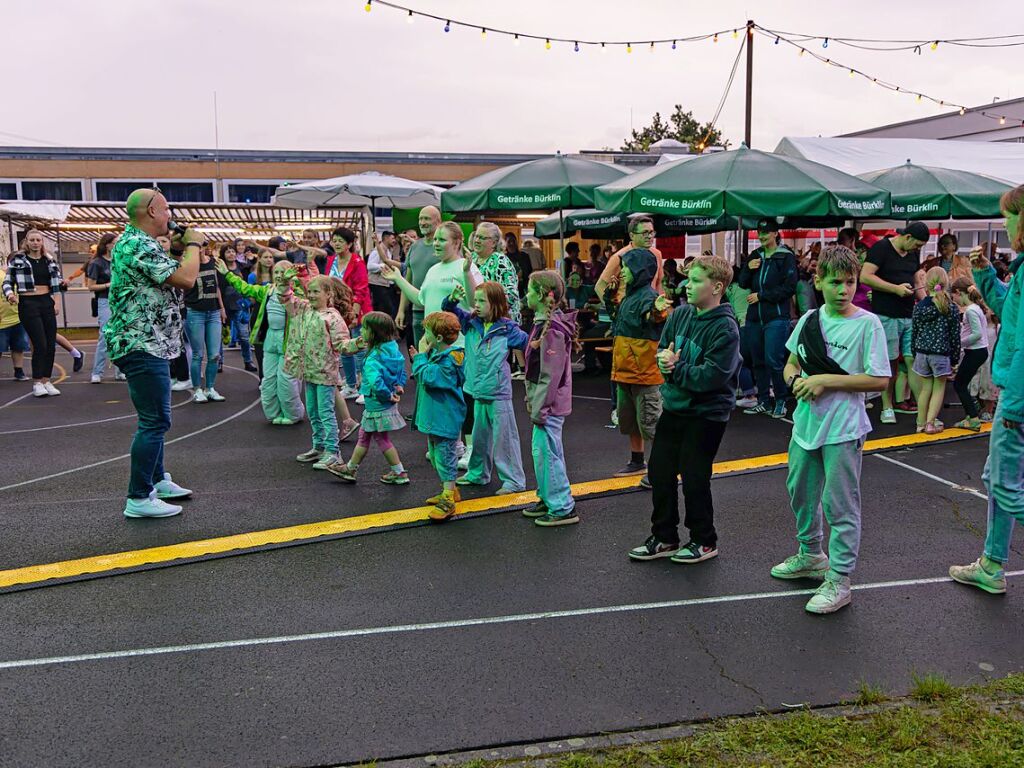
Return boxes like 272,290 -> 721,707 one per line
860,221 -> 931,425
737,219 -> 798,419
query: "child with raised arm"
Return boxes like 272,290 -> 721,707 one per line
771,246 -> 890,614
280,274 -> 351,470
412,311 -> 467,521
911,266 -> 961,434
628,256 -> 741,564
520,270 -> 579,527
443,281 -> 530,495
328,311 -> 410,484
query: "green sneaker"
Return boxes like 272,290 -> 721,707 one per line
949,559 -> 1007,595
805,574 -> 852,614
771,551 -> 829,580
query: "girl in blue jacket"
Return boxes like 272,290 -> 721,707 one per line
328,312 -> 410,485
444,281 -> 530,495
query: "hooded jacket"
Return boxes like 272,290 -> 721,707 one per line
361,340 -> 409,412
278,286 -> 349,386
524,308 -> 577,425
610,248 -> 669,386
737,244 -> 798,324
412,346 -> 467,439
221,262 -> 318,357
658,302 -> 741,422
442,297 -> 529,401
974,255 -> 1024,421
911,295 -> 962,360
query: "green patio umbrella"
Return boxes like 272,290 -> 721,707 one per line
441,155 -> 630,213
858,161 -> 1012,219
593,146 -> 891,220
533,209 -> 743,239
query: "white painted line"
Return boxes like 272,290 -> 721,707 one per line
2,570 -> 1020,671
0,391 -> 33,411
573,395 -> 613,402
873,453 -> 989,502
0,398 -> 191,435
0,364 -> 260,493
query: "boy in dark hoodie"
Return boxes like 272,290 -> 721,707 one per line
629,256 -> 741,563
610,249 -> 671,476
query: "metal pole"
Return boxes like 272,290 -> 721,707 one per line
558,208 -> 565,274
741,19 -> 754,260
55,222 -> 68,329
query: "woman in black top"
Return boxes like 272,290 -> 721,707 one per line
86,232 -> 122,382
1,229 -> 66,396
183,243 -> 227,403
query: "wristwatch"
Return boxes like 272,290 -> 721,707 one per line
787,374 -> 799,389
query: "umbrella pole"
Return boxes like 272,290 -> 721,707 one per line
558,208 -> 565,274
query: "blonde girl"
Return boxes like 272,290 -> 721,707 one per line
949,277 -> 990,431
521,270 -> 579,526
281,274 -> 351,469
911,266 -> 961,434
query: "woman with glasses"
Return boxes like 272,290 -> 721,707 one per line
469,222 -> 521,324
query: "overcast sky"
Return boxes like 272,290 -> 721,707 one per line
5,0 -> 1020,154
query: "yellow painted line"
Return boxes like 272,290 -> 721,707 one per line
53,363 -> 67,385
0,424 -> 991,589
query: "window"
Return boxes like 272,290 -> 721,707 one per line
228,184 -> 278,204
96,182 -> 143,202
0,183 -> 16,199
21,181 -> 83,201
157,182 -> 214,203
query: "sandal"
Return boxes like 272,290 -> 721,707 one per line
953,417 -> 982,432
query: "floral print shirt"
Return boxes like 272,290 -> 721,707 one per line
103,223 -> 182,361
279,288 -> 350,385
474,252 -> 522,324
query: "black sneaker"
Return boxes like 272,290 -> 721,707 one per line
13,369 -> 28,381
522,501 -> 548,518
670,541 -> 719,564
72,352 -> 84,372
743,403 -> 770,415
244,362 -> 259,372
614,460 -> 647,477
628,535 -> 679,561
639,474 -> 651,489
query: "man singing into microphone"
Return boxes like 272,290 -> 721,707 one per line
105,188 -> 203,518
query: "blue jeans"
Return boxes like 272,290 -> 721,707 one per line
532,414 -> 574,515
115,351 -> 172,499
91,297 -> 120,378
185,309 -> 222,389
743,318 -> 791,406
342,323 -> 366,387
982,402 -> 1024,564
305,383 -> 339,455
228,310 -> 253,364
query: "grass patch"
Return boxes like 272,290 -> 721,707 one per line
854,681 -> 888,706
462,676 -> 1024,768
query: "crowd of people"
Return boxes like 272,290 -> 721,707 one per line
2,185 -> 1022,618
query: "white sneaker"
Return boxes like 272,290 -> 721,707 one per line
171,380 -> 192,392
32,382 -> 48,397
805,574 -> 852,614
313,453 -> 341,470
610,409 -> 619,427
880,408 -> 896,424
114,372 -> 127,381
123,491 -> 182,519
205,388 -> 226,402
90,375 -> 103,384
457,445 -> 472,472
340,385 -> 359,400
43,382 -> 61,396
355,394 -> 365,405
736,395 -> 758,409
192,389 -> 208,404
154,472 -> 192,500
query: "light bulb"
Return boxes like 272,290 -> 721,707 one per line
649,42 -> 655,52
574,41 -> 579,52
406,10 -> 413,23
480,27 -> 486,38
849,69 -> 854,77
774,36 -> 780,44
672,40 -> 677,50
514,34 -> 520,46
960,107 -> 966,115
931,41 -> 938,51
713,33 -> 718,43
823,37 -> 829,48
545,38 -> 551,50
798,47 -> 805,56
444,20 -> 450,32
1000,116 -> 1007,125
364,0 -> 371,11
732,29 -> 738,39
600,42 -> 606,52
627,43 -> 632,53
916,94 -> 922,102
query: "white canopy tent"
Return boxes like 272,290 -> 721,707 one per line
775,137 -> 1024,185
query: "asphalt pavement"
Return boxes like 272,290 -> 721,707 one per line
0,346 -> 1019,768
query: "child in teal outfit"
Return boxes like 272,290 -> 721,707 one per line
412,311 -> 467,522
443,280 -> 530,495
328,311 -> 409,485
950,185 -> 1024,596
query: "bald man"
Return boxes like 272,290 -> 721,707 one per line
104,188 -> 204,518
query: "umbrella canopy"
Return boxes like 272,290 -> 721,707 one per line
532,208 -> 743,239
272,172 -> 443,209
857,161 -> 1012,219
441,155 -> 630,212
594,146 -> 891,219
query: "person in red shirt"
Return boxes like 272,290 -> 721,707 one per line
329,226 -> 373,399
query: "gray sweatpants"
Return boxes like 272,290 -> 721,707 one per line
786,437 -> 864,578
465,398 -> 526,491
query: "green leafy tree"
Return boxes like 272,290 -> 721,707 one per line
621,105 -> 727,153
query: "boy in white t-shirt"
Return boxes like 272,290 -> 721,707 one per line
772,246 -> 891,614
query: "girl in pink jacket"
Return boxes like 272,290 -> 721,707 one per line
281,274 -> 352,470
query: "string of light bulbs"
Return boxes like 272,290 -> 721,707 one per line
755,28 -> 1023,128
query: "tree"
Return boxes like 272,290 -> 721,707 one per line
621,105 -> 727,153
